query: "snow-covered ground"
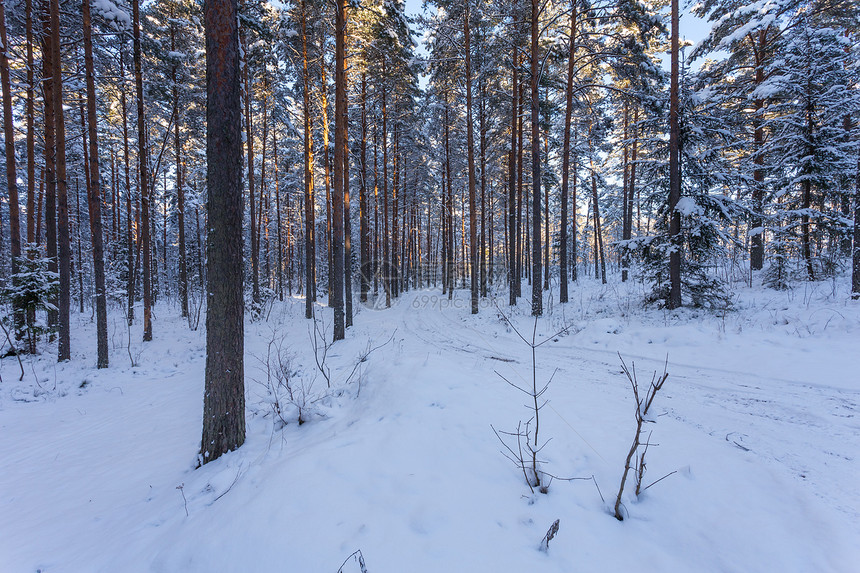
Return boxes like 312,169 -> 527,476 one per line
1,276 -> 858,572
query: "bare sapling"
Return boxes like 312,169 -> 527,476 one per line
493,306 -> 570,493
254,316 -> 393,428
614,354 -> 669,521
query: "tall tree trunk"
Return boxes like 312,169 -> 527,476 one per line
25,0 -> 35,249
359,71 -> 370,303
172,22 -> 188,319
802,85 -> 815,281
331,0 -> 346,340
342,48 -> 352,328
516,76 -> 524,297
508,1 -> 518,306
852,138 -> 860,298
479,80 -> 487,298
749,31 -> 767,272
590,167 -> 606,284
41,0 -> 60,327
47,0 -> 70,359
559,0 -> 576,302
464,1 -> 478,314
621,101 -> 630,282
443,90 -> 454,300
529,0 -> 542,316
121,51 -> 134,324
667,0 -> 682,309
82,0 -> 108,367
321,61 -> 333,306
273,116 -> 283,300
36,170 -> 43,246
201,0 -> 245,465
625,106 -> 638,281
543,88 -> 550,291
0,0 -> 22,330
243,34 -> 259,307
382,65 -> 391,308
373,121 -> 379,296
301,0 -> 315,319
133,0 -> 153,340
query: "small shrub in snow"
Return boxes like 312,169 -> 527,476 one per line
613,354 -> 669,521
1,246 -> 59,354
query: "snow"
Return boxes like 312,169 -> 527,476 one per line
92,0 -> 132,27
1,276 -> 858,572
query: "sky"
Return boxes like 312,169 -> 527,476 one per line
402,0 -> 718,74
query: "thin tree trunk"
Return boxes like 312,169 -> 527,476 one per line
172,21 -> 188,319
242,28 -> 260,306
667,0 -> 682,309
382,66 -> 391,308
0,0 -> 22,330
559,0 -> 576,302
543,89 -> 550,291
25,0 -> 35,249
464,1 -> 478,314
530,0 -> 542,316
591,169 -> 606,284
479,80 -> 487,298
133,0 -> 153,340
47,0 -> 71,359
342,35 -> 352,328
852,138 -> 860,298
359,71 -> 369,303
82,0 -> 109,367
273,116 -> 283,300
331,0 -> 346,340
301,0 -> 315,319
626,106 -> 638,280
509,7 -> 518,306
444,90 -> 454,300
121,50 -> 134,324
802,85 -> 815,281
749,30 -> 767,272
321,60 -> 333,306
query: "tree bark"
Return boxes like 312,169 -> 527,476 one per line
359,71 -> 370,303
82,0 -> 109,367
559,0 -> 576,302
301,0 -> 315,319
530,0 -> 542,316
464,1 -> 478,314
40,2 -> 56,331
47,0 -> 70,359
172,21 -> 188,319
133,0 -> 153,340
509,4 -> 518,306
749,31 -> 767,272
0,0 -> 22,330
331,0 -> 346,340
120,50 -> 135,325
25,0 -> 35,249
242,26 -> 260,307
201,0 -> 245,465
668,0 -> 682,309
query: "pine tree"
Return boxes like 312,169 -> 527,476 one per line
201,0 -> 245,465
